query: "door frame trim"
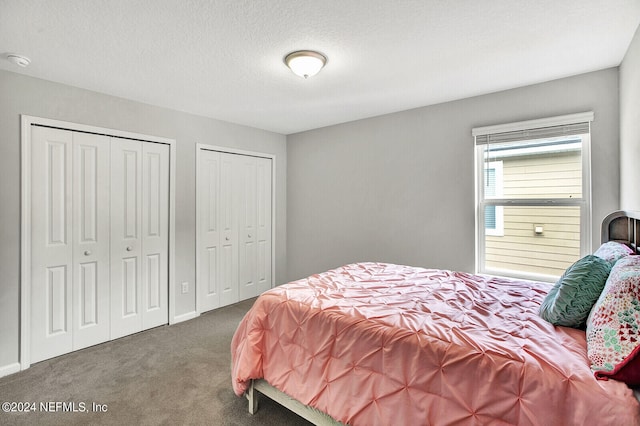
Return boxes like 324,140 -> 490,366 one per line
195,143 -> 276,314
20,115 -> 177,370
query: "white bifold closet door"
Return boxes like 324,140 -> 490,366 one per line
197,151 -> 239,312
238,154 -> 272,300
110,139 -> 169,339
31,127 -> 111,363
30,126 -> 169,364
197,150 -> 272,313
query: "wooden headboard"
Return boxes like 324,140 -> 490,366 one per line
601,211 -> 640,254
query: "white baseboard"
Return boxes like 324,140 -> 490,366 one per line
171,311 -> 199,324
0,362 -> 21,378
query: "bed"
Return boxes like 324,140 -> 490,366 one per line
231,211 -> 640,425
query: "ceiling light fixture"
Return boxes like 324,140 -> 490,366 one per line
6,53 -> 31,68
284,50 -> 326,79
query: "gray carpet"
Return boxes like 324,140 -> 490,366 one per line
0,298 -> 312,425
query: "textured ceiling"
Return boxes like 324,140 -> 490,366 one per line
1,0 -> 639,135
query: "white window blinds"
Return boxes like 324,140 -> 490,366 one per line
473,111 -> 594,145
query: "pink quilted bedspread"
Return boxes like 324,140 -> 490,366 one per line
231,263 -> 640,425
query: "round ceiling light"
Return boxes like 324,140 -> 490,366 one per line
284,50 -> 326,79
6,53 -> 31,68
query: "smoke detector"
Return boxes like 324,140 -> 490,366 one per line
6,54 -> 31,68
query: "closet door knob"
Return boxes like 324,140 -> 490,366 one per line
225,236 -> 230,241
248,234 -> 252,239
126,246 -> 133,251
84,250 -> 91,256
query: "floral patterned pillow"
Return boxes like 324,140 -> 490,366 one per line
586,255 -> 640,385
593,241 -> 633,267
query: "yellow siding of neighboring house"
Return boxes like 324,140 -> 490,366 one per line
486,151 -> 582,277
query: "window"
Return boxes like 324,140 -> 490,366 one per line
473,112 -> 593,281
484,161 -> 503,236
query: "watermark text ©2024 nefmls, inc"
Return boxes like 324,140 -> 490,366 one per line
2,401 -> 108,413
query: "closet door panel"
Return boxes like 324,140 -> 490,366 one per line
197,150 -> 221,312
30,126 -> 74,363
219,153 -> 238,306
238,156 -> 258,300
110,138 -> 143,339
72,132 -> 110,350
78,263 -> 98,324
141,142 -> 169,329
220,243 -> 235,304
197,151 -> 240,310
256,157 -> 272,294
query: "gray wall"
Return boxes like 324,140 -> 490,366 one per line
287,69 -> 620,281
620,24 -> 640,210
0,70 -> 287,370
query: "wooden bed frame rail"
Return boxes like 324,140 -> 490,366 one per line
247,379 -> 344,425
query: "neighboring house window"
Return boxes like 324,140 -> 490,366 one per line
484,161 -> 503,236
473,113 -> 593,281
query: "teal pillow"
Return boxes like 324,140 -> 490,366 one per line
539,255 -> 611,328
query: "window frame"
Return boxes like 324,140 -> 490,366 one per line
473,112 -> 593,282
